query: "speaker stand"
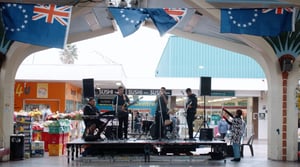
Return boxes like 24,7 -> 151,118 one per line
193,95 -> 209,138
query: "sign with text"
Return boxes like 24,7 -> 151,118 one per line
98,89 -> 172,96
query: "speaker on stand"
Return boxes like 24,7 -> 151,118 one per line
195,77 -> 212,138
82,78 -> 95,98
200,77 -> 211,96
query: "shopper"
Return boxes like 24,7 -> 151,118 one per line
134,112 -> 142,133
218,116 -> 229,139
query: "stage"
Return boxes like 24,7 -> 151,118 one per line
66,138 -> 227,163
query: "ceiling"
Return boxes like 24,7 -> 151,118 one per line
5,0 -> 300,89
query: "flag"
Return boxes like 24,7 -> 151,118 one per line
108,7 -> 150,37
221,8 -> 294,36
108,7 -> 186,37
1,3 -> 72,49
146,8 -> 186,36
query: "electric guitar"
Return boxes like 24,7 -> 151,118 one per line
184,101 -> 192,117
118,96 -> 143,113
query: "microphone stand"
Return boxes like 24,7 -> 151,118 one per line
182,93 -> 188,140
157,94 -> 163,141
115,94 -> 119,140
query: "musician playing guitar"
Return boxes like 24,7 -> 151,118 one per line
112,86 -> 130,140
185,88 -> 197,140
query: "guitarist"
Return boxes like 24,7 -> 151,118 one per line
112,86 -> 130,140
185,88 -> 197,140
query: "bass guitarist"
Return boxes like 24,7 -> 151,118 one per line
112,86 -> 130,140
185,88 -> 197,140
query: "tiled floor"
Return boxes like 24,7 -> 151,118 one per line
1,139 -> 299,167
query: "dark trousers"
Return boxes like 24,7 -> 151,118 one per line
118,115 -> 128,139
186,112 -> 195,138
154,111 -> 169,139
83,119 -> 105,138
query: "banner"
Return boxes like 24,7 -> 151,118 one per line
221,8 -> 294,36
1,3 -> 72,48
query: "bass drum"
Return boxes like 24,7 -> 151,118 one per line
104,125 -> 118,140
149,123 -> 167,139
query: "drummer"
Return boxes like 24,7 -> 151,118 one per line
167,109 -> 180,138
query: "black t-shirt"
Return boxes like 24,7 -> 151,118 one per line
83,103 -> 99,115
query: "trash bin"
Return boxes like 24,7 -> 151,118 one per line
10,134 -> 24,160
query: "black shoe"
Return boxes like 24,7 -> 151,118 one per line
231,158 -> 240,162
189,138 -> 196,141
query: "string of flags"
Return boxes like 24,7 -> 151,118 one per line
0,2 -> 296,49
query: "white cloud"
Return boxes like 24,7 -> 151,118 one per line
23,27 -> 170,78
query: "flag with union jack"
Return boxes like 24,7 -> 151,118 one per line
221,8 -> 294,36
108,7 -> 186,37
1,3 -> 72,48
146,8 -> 187,36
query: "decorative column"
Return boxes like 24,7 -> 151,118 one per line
281,71 -> 288,161
278,54 -> 295,161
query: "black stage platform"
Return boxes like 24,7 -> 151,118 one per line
66,138 -> 227,163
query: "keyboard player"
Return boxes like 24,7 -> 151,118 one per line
83,97 -> 104,138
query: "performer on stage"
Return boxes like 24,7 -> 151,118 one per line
185,88 -> 197,140
112,86 -> 130,140
154,87 -> 169,140
83,97 -> 104,139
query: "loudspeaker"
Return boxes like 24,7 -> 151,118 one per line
200,77 -> 211,96
199,128 -> 213,141
83,78 -> 94,98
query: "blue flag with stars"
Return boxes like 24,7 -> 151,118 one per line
108,7 -> 150,37
108,7 -> 186,37
221,8 -> 294,36
1,3 -> 72,49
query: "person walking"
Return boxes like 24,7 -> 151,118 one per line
222,108 -> 244,162
185,88 -> 197,140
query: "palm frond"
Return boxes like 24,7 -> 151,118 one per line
264,9 -> 300,58
0,9 -> 12,54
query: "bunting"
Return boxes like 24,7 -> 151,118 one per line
108,7 -> 186,37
